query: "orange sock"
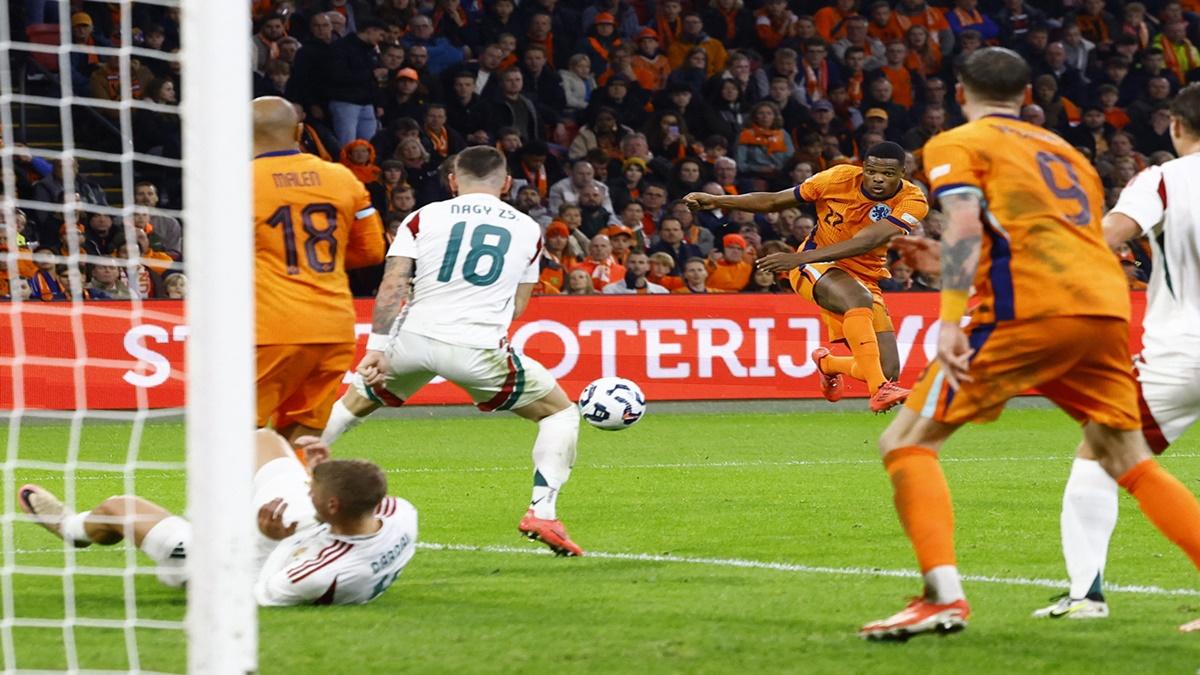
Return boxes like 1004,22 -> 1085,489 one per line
885,446 -> 957,573
292,446 -> 308,465
819,354 -> 862,380
841,307 -> 886,393
1119,459 -> 1200,569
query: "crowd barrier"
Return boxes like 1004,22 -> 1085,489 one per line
0,293 -> 1146,409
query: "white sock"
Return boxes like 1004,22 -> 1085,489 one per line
924,565 -> 965,604
60,510 -> 91,545
1061,458 -> 1119,600
321,399 -> 365,445
529,407 -> 579,520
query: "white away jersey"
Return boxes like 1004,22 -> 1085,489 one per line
254,496 -> 418,606
1110,155 -> 1200,360
389,193 -> 542,348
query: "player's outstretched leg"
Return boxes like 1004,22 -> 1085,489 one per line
1090,421 -> 1200,631
811,270 -> 907,412
18,485 -> 190,587
512,385 -> 583,557
861,408 -> 969,641
1035,445 -> 1115,619
321,386 -> 383,445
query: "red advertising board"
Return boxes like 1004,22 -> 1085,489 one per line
0,294 -> 1147,410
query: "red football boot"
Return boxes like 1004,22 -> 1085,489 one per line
811,347 -> 844,402
518,509 -> 584,557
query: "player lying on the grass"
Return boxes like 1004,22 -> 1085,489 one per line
18,430 -> 418,606
890,84 -> 1200,630
683,142 -> 927,413
862,47 -> 1200,642
320,146 -> 585,557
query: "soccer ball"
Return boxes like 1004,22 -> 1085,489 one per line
578,377 -> 646,430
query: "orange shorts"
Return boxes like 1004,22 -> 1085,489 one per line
256,342 -> 356,430
906,316 -> 1140,429
788,261 -> 894,342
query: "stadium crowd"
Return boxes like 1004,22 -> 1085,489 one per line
4,0 -> 1197,299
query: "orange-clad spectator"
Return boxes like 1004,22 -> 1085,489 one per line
574,233 -> 627,290
755,0 -> 799,51
27,250 -> 65,301
1032,73 -> 1080,129
705,234 -> 752,292
903,25 -> 942,76
667,12 -> 727,77
578,12 -> 624,73
814,0 -> 858,43
537,222 -> 571,294
880,41 -> 921,108
339,139 -> 381,185
653,0 -> 685,50
631,28 -> 672,91
253,13 -> 288,72
1075,0 -> 1116,47
704,0 -> 756,50
1152,20 -> 1200,84
841,49 -> 868,106
945,0 -> 999,43
867,1 -> 904,43
672,256 -> 727,293
1096,84 -> 1130,129
889,0 -> 950,49
564,267 -> 597,295
597,45 -> 640,87
1119,2 -> 1152,50
604,224 -> 638,264
0,228 -> 37,279
800,38 -> 835,102
833,15 -> 886,69
647,251 -> 686,291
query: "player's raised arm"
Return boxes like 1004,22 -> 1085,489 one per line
682,187 -> 799,214
757,221 -> 905,273
935,191 -> 985,388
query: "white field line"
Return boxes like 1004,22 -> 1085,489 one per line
11,541 -> 1198,598
417,542 -> 1200,598
14,453 -> 1200,480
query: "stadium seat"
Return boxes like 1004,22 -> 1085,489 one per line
25,24 -> 60,74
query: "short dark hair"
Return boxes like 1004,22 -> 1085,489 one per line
454,145 -> 508,181
865,141 -> 906,164
1170,82 -> 1200,136
312,460 -> 387,518
959,47 -> 1030,102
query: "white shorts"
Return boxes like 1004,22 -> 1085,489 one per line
141,456 -> 318,589
1137,353 -> 1200,452
252,456 -> 318,569
354,330 -> 557,412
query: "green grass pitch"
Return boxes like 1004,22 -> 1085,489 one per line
4,406 -> 1200,673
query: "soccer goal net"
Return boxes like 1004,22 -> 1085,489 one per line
0,0 -> 255,671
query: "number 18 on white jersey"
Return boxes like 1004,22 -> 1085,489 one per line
390,193 -> 543,349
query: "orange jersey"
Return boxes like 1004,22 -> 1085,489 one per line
254,149 -> 385,345
923,114 -> 1129,326
794,164 -> 928,281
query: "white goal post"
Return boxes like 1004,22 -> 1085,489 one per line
182,0 -> 257,673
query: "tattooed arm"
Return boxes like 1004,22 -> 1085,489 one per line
370,256 -> 414,338
359,256 -> 413,387
936,191 -> 984,389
